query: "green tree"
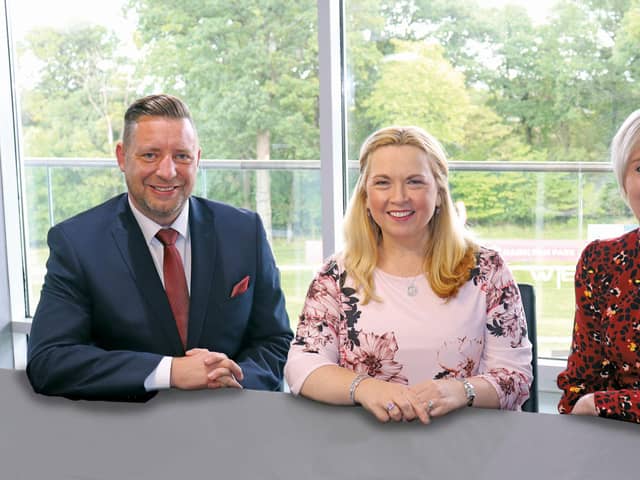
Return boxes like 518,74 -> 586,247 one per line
362,39 -> 474,147
127,0 -> 319,239
19,25 -> 135,246
344,0 -> 387,159
362,39 -> 531,159
411,0 -> 500,86
612,0 -> 640,117
450,172 -> 535,225
21,25 -> 134,154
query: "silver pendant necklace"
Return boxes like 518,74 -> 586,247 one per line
407,278 -> 418,296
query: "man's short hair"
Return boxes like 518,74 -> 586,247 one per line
122,94 -> 197,147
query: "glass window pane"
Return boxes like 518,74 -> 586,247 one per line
12,0 -> 320,329
344,0 -> 638,359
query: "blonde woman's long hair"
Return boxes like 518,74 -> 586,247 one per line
343,125 -> 477,303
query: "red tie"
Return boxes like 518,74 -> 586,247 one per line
156,228 -> 189,347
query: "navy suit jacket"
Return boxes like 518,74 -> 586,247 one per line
27,194 -> 293,401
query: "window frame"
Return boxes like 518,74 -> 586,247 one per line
0,0 -> 28,368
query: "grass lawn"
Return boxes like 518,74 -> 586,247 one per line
280,267 -> 315,327
473,223 -> 581,240
511,267 -> 574,357
472,218 -> 635,241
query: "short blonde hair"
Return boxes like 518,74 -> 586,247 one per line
343,125 -> 476,303
611,109 -> 640,203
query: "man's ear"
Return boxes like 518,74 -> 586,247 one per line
115,142 -> 126,172
196,148 -> 202,168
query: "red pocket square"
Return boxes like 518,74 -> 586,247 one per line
230,275 -> 250,298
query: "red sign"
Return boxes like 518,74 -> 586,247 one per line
485,239 -> 586,263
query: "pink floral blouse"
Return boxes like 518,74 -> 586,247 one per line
284,247 -> 533,410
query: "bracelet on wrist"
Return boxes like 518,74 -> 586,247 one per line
349,374 -> 370,404
458,378 -> 476,407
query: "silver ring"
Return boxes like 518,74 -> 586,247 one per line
386,401 -> 396,412
427,400 -> 434,412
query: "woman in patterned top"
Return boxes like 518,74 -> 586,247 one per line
557,110 -> 640,423
284,126 -> 532,423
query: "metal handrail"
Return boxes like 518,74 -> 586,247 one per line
24,157 -> 613,173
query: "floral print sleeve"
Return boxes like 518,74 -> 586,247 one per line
557,235 -> 640,424
475,249 -> 533,410
284,257 -> 344,395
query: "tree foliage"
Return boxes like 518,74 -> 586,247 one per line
19,25 -> 135,245
18,0 -> 640,245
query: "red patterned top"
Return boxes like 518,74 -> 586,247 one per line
557,229 -> 640,423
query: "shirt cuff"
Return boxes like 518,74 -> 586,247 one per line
144,356 -> 173,391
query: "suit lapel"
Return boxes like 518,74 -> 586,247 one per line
110,195 -> 185,354
187,198 -> 216,348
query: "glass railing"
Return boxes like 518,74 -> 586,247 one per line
443,162 -> 633,359
22,158 -> 633,360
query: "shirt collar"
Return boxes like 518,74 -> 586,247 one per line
127,195 -> 190,245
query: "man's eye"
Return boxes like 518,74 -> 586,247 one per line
175,154 -> 191,162
142,153 -> 155,160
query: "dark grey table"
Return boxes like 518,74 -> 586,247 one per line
0,368 -> 636,479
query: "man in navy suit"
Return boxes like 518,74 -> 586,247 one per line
26,94 -> 293,401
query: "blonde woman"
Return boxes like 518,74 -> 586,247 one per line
285,126 -> 532,423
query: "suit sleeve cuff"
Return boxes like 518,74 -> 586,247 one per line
144,356 -> 173,391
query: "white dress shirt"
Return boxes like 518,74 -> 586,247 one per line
127,196 -> 191,391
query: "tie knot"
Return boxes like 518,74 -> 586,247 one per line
156,228 -> 179,246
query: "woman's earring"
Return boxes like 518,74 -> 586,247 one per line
435,206 -> 441,215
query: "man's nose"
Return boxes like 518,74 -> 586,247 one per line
156,154 -> 177,179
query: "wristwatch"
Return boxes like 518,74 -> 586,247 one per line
459,378 -> 476,407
